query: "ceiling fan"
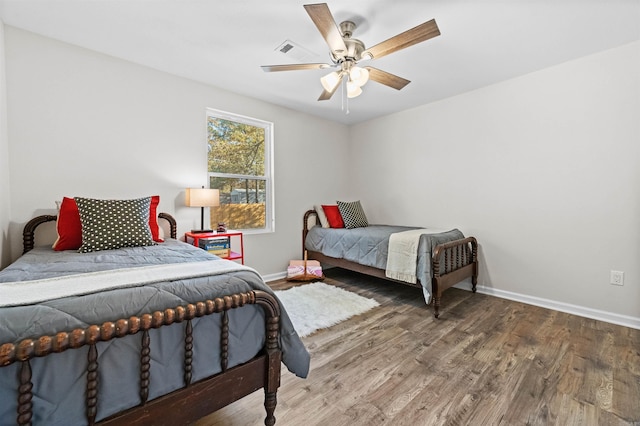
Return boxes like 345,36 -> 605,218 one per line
261,3 -> 440,101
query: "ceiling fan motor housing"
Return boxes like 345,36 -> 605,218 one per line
344,38 -> 365,60
339,20 -> 356,38
331,21 -> 365,63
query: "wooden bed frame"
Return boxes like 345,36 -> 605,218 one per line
1,213 -> 282,426
302,209 -> 478,318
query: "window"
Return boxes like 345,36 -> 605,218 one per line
206,108 -> 274,233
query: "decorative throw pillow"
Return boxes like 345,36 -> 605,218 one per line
337,200 -> 369,229
148,195 -> 163,242
321,205 -> 344,228
75,197 -> 156,253
52,197 -> 83,251
314,204 -> 330,228
53,195 -> 163,251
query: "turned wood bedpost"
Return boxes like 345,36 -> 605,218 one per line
15,339 -> 36,426
17,360 -> 33,426
22,215 -> 57,254
158,212 -> 177,239
470,237 -> 478,292
184,320 -> 194,386
302,210 -> 317,259
221,311 -> 229,371
254,291 -> 282,426
86,344 -> 99,426
431,251 -> 442,319
139,330 -> 151,405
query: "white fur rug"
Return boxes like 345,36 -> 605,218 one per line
275,282 -> 380,337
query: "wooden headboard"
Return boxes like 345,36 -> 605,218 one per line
22,212 -> 178,254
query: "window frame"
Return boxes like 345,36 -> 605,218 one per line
206,108 -> 275,234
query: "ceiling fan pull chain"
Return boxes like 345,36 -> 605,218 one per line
342,77 -> 350,115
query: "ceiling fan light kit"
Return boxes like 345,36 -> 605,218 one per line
349,66 -> 369,87
346,81 -> 362,98
320,70 -> 342,92
320,64 -> 369,98
261,2 -> 440,107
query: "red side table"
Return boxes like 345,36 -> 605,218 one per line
184,231 -> 244,264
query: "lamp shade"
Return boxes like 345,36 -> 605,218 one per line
185,188 -> 220,207
320,71 -> 342,92
346,80 -> 363,98
349,66 -> 369,87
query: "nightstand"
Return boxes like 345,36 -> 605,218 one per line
184,231 -> 244,264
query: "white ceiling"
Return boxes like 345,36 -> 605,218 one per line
0,0 -> 638,125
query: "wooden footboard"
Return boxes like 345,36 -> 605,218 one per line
303,209 -> 478,318
432,236 -> 478,318
0,290 -> 282,426
7,213 -> 282,425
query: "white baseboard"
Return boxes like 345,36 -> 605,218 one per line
262,271 -> 287,283
455,282 -> 640,330
264,271 -> 640,330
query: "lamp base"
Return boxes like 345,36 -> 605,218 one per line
191,229 -> 213,234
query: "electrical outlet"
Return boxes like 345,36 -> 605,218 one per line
610,270 -> 624,286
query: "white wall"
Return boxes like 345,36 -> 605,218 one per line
3,25 -> 639,325
2,26 -> 351,273
0,22 -> 11,268
350,41 -> 640,320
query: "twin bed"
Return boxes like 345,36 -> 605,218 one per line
302,209 -> 478,318
0,212 -> 309,426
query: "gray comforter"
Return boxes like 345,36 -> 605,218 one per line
0,239 -> 309,425
304,225 -> 465,302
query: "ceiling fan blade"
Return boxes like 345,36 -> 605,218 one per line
318,73 -> 344,101
261,63 -> 333,72
365,67 -> 410,90
362,19 -> 440,60
318,89 -> 335,101
304,3 -> 348,57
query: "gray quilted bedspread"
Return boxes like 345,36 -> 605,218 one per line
304,225 -> 465,300
0,240 -> 309,425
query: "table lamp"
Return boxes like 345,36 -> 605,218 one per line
185,186 -> 220,233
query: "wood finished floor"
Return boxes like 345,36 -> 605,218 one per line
196,268 -> 640,426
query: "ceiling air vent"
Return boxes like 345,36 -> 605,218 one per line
274,40 -> 318,63
279,43 -> 294,54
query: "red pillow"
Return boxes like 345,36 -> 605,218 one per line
52,197 -> 83,251
149,195 -> 163,242
322,205 -> 344,228
53,196 -> 163,251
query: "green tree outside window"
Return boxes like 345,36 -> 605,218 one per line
206,109 -> 274,232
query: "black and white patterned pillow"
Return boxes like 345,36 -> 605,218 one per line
75,197 -> 156,253
337,200 -> 369,229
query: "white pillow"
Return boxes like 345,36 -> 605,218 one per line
314,205 -> 330,228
